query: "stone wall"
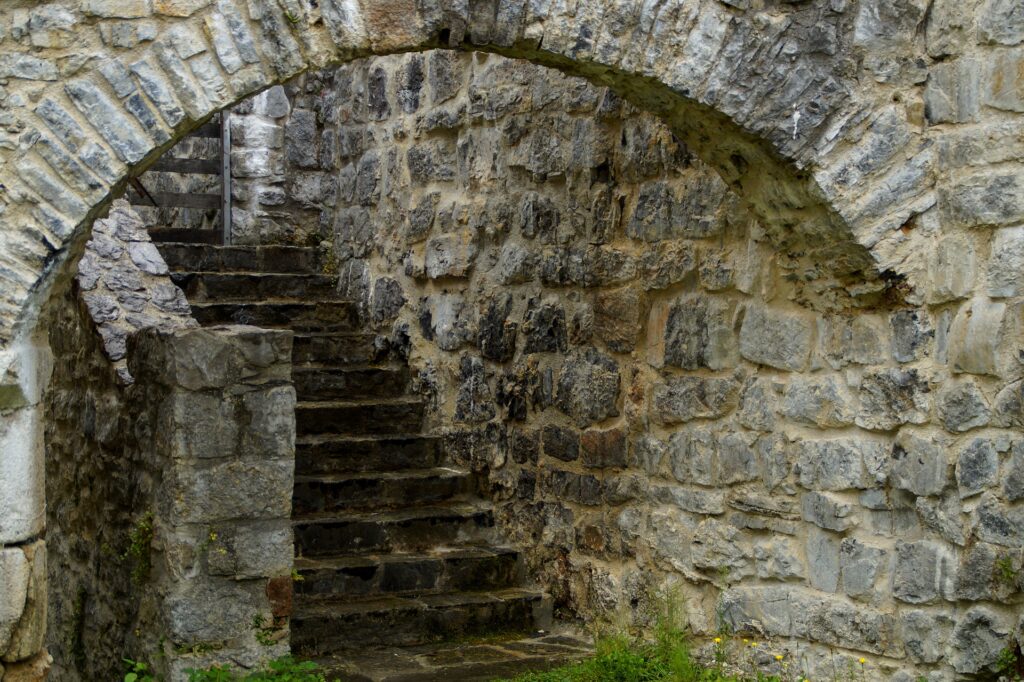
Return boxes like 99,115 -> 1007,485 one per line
317,52 -> 1024,680
42,234 -> 296,682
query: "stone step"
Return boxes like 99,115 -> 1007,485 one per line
292,332 -> 381,366
310,630 -> 592,682
295,435 -> 445,475
296,398 -> 424,436
293,503 -> 495,557
191,300 -> 360,331
149,227 -> 223,244
291,588 -> 551,653
171,271 -> 340,302
158,243 -> 319,274
293,365 -> 409,401
293,546 -> 521,598
292,467 -> 473,514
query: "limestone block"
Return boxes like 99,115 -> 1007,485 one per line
954,541 -> 1021,600
924,58 -> 980,124
2,542 -> 45,663
855,368 -> 931,431
987,225 -> 1024,297
936,379 -> 992,432
424,231 -> 477,279
555,349 -> 619,427
239,386 -> 296,459
1004,442 -> 1024,501
594,288 -> 642,354
948,606 -> 1012,674
795,438 -> 888,491
941,169 -> 1024,228
663,296 -> 738,370
782,376 -> 856,428
984,48 -> 1024,112
818,314 -> 888,368
890,431 -> 950,496
926,0 -> 977,56
739,307 -> 813,372
27,5 -> 77,48
893,540 -> 956,604
978,0 -> 1024,45
806,528 -> 841,592
891,310 -> 933,363
927,233 -> 976,304
652,486 -> 725,515
690,519 -> 748,575
753,537 -> 803,580
947,297 -> 1007,376
164,579 -> 266,643
82,0 -> 151,17
853,0 -> 929,51
166,458 -> 293,524
230,117 -> 284,149
285,109 -> 318,168
840,538 -> 887,600
737,378 -> 777,432
801,491 -> 856,532
956,437 -> 999,497
0,550 -> 29,655
651,376 -> 739,425
977,494 -> 1024,547
901,610 -> 955,663
203,521 -> 293,579
153,0 -> 211,16
0,408 -> 45,545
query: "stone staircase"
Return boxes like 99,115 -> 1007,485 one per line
153,232 -> 590,681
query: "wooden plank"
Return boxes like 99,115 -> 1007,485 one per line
187,119 -> 221,138
148,157 -> 220,174
128,191 -> 221,209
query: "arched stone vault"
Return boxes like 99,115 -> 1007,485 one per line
0,0 -> 936,353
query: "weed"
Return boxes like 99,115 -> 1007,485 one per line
123,512 -> 155,584
997,641 -> 1024,682
123,658 -> 156,682
995,555 -> 1020,587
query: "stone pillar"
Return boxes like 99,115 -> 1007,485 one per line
125,325 -> 295,681
0,335 -> 54,682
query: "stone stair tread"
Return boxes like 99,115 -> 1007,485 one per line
308,629 -> 592,681
296,397 -> 422,408
294,466 -> 468,484
296,433 -> 434,445
293,545 -> 518,572
294,587 -> 547,617
293,501 -> 492,526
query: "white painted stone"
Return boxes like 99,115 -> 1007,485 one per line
0,548 -> 29,654
948,297 -> 1006,376
0,407 -> 46,545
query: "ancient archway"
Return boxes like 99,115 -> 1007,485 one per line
3,0 -> 1023,679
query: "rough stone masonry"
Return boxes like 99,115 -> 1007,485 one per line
0,0 -> 1022,680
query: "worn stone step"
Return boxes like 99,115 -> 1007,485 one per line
191,300 -> 360,330
293,365 -> 409,401
310,630 -> 592,682
291,588 -> 551,653
293,467 -> 473,514
293,546 -> 521,598
295,435 -> 445,475
293,503 -> 495,557
171,271 -> 340,302
149,227 -> 223,244
158,243 -> 319,273
292,332 -> 381,366
296,398 -> 424,436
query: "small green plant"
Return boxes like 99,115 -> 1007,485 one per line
291,569 -> 305,582
123,658 -> 156,682
123,512 -> 155,584
996,555 -> 1020,586
251,613 -> 282,647
997,642 -> 1024,682
284,10 -> 300,24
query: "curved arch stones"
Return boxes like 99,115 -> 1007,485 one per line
0,0 -> 940,353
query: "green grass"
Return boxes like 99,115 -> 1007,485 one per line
494,631 -> 787,682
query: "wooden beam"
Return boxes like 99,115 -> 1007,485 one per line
148,157 -> 220,174
128,191 -> 221,209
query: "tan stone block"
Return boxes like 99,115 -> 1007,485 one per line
153,0 -> 210,16
1,650 -> 51,681
2,542 -> 46,664
81,0 -> 151,18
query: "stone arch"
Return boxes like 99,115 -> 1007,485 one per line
0,0 -> 936,353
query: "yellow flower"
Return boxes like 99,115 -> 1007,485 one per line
713,637 -> 722,644
750,642 -> 758,648
858,658 -> 866,665
775,654 -> 784,661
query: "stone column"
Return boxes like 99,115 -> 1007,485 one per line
125,325 -> 296,681
0,335 -> 54,682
